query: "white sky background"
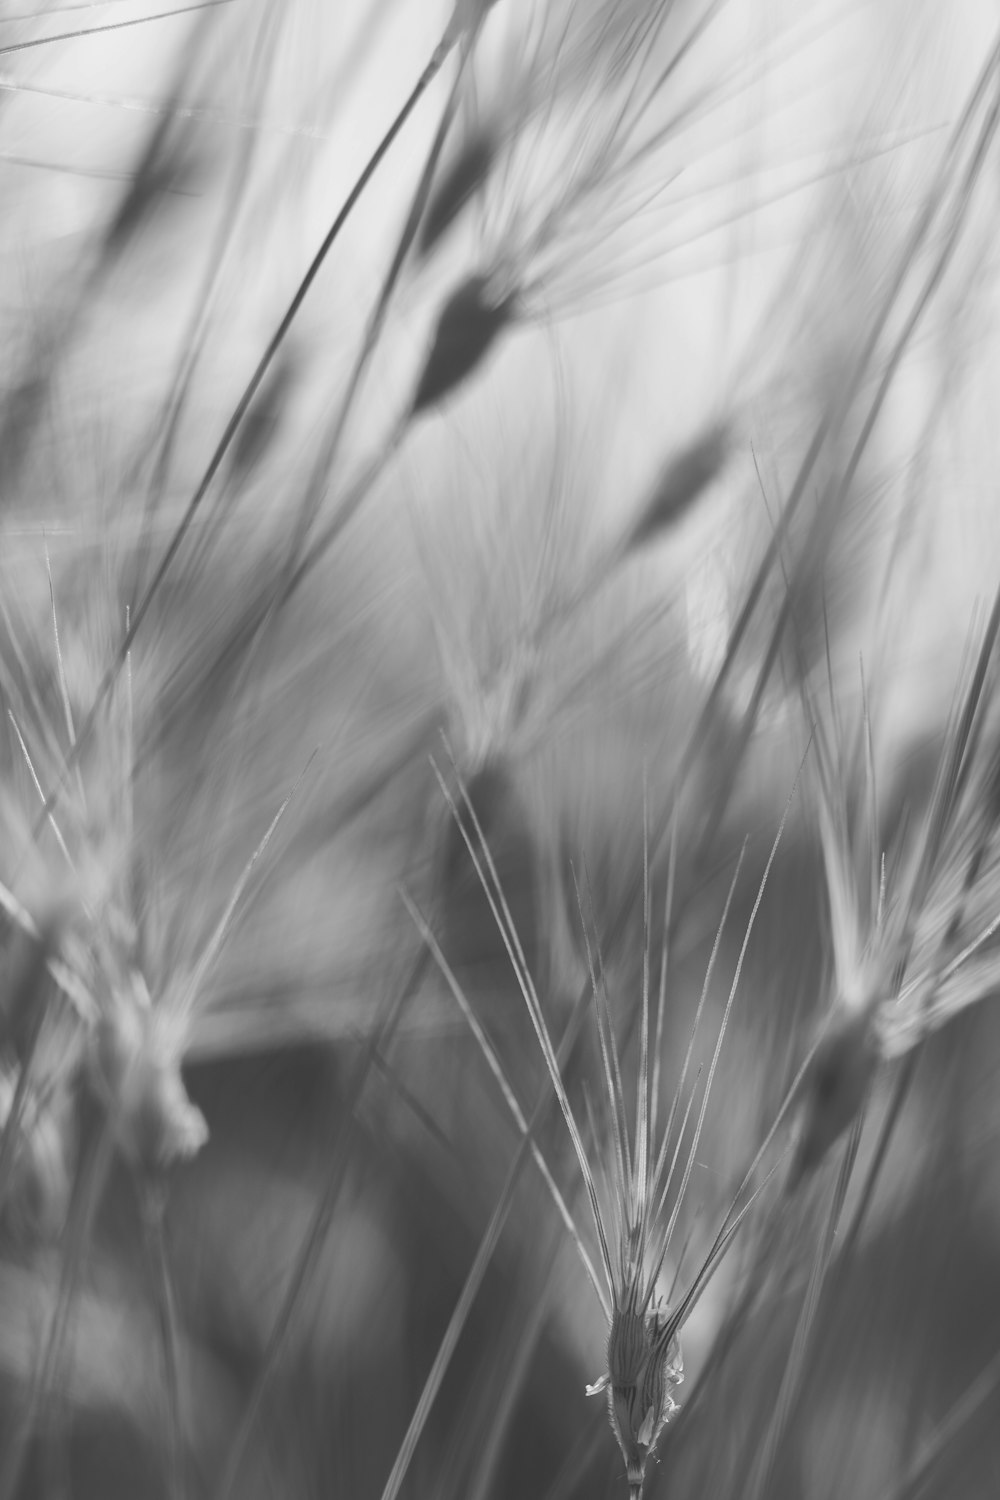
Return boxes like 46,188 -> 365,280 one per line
1,0 -> 1000,771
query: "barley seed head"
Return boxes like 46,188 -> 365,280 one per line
606,1297 -> 684,1499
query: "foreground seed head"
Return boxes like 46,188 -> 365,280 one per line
603,1299 -> 684,1498
426,766 -> 790,1500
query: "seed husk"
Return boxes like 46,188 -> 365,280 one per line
418,130 -> 498,257
411,276 -> 517,416
789,1006 -> 879,1187
626,424 -> 730,554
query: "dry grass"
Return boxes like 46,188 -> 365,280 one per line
0,3 -> 999,1499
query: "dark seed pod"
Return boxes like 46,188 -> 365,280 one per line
411,276 -> 516,416
626,423 -> 730,554
438,759 -> 514,897
789,1006 -> 878,1187
417,130 -> 497,258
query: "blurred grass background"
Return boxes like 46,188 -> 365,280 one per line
1,2 -> 1000,1497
